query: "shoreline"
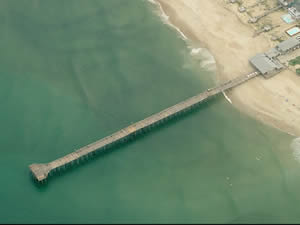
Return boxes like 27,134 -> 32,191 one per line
147,0 -> 188,41
148,0 -> 233,105
151,0 -> 300,137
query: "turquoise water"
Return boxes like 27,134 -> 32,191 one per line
287,27 -> 300,36
1,0 -> 300,223
281,14 -> 295,24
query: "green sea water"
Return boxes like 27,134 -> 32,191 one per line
1,0 -> 300,223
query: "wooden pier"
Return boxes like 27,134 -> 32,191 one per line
249,5 -> 282,23
29,71 -> 259,183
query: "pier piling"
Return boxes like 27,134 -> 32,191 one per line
29,72 -> 259,183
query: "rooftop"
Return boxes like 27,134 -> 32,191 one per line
278,0 -> 294,7
277,35 -> 300,52
249,53 -> 283,75
288,7 -> 300,19
265,48 -> 281,58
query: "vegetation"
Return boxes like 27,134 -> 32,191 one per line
296,68 -> 300,76
289,56 -> 300,66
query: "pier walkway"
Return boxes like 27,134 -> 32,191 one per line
29,71 -> 259,183
249,5 -> 282,23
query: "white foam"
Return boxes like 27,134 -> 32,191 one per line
223,92 -> 232,104
147,0 -> 217,71
146,0 -> 156,4
190,48 -> 202,55
147,0 -> 187,40
188,47 -> 217,71
291,137 -> 300,163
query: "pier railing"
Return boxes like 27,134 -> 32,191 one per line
29,71 -> 259,183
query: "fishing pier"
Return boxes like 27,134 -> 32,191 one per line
29,71 -> 259,183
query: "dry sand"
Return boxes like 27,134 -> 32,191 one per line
155,0 -> 300,136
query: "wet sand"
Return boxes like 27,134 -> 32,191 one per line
155,0 -> 300,136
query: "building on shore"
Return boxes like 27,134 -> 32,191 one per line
278,0 -> 294,7
288,7 -> 300,20
249,53 -> 284,78
276,35 -> 300,53
265,47 -> 281,59
249,35 -> 300,78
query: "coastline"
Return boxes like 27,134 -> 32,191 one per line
151,0 -> 300,137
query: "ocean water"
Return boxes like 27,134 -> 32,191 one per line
0,0 -> 300,223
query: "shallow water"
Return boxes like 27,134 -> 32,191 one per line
0,0 -> 300,223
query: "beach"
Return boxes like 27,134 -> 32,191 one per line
155,0 -> 300,137
2,1 -> 300,223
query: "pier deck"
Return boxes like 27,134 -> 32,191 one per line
29,71 -> 259,183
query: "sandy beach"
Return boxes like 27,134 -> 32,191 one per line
155,0 -> 300,137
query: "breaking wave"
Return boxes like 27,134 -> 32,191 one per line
147,0 -> 187,40
147,0 -> 216,72
189,47 -> 217,71
291,137 -> 300,162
